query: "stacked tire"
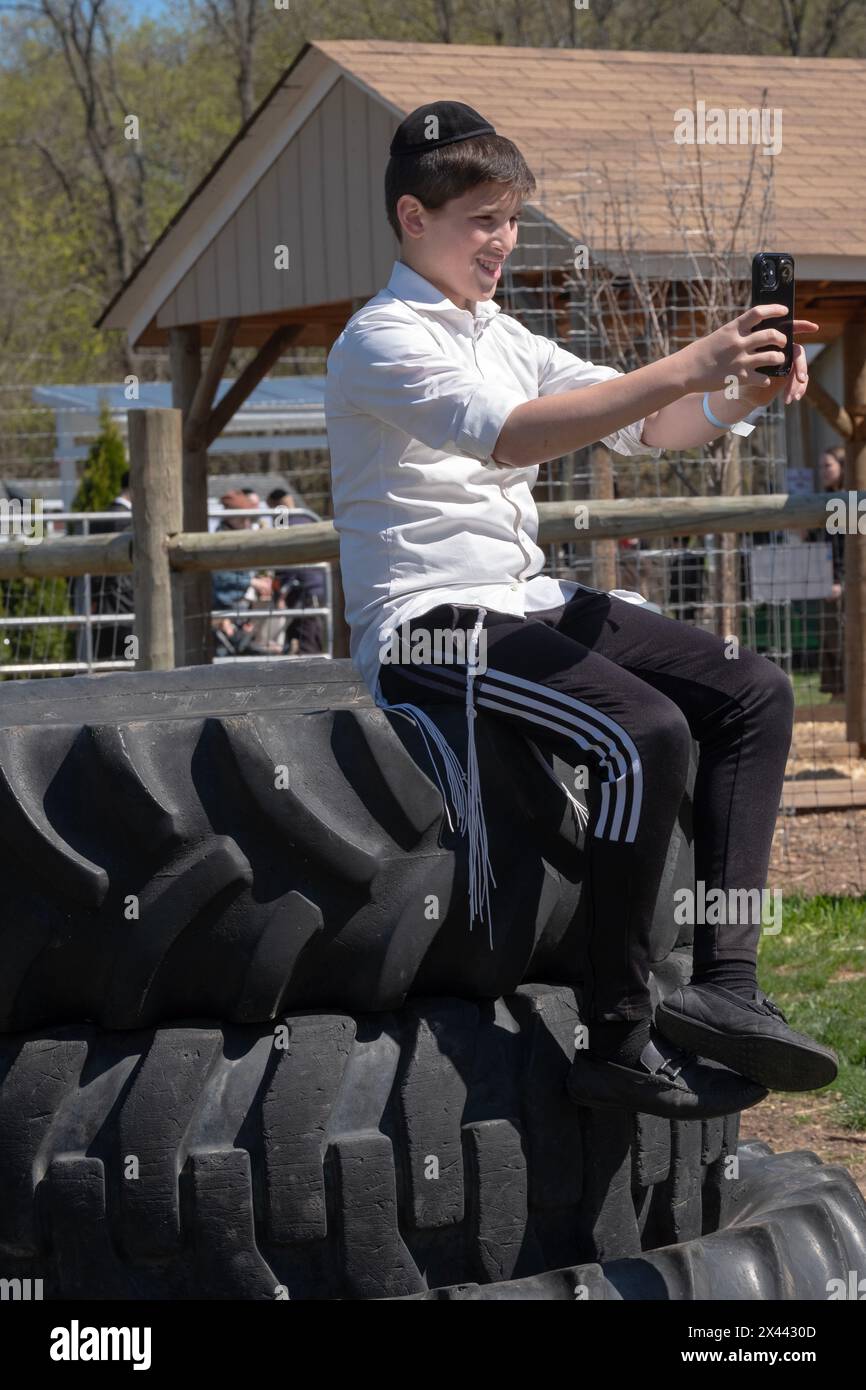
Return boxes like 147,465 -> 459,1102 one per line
0,659 -> 862,1299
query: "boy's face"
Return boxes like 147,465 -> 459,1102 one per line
397,181 -> 522,311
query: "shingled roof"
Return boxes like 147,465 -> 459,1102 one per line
317,39 -> 864,260
97,39 -> 866,348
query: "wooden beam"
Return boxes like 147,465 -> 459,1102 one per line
134,299 -> 355,350
590,446 -> 617,591
128,408 -> 184,670
794,701 -> 846,723
169,324 -> 213,666
0,532 -> 132,579
4,495 -> 866,581
535,493 -> 861,544
842,320 -> 866,755
204,323 -> 304,447
803,378 -> 854,439
781,779 -> 866,811
329,556 -> 350,659
185,316 -> 239,453
167,521 -> 338,570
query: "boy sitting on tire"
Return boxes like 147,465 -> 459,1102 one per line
325,100 -> 837,1119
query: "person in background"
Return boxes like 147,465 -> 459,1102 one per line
89,469 -> 134,661
267,487 -> 327,654
234,488 -> 278,620
819,446 -> 845,598
240,487 -> 263,518
212,491 -> 265,652
806,446 -> 846,695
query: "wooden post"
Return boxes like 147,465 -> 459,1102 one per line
718,435 -> 742,641
590,447 -> 617,591
842,321 -> 866,755
330,557 -> 350,659
128,408 -> 184,670
169,325 -> 214,666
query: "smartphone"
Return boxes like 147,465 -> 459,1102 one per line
751,252 -> 795,377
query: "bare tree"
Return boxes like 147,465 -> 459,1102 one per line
37,2 -> 137,281
35,0 -> 151,374
719,0 -> 863,56
199,0 -> 263,123
527,71 -> 777,632
432,0 -> 455,43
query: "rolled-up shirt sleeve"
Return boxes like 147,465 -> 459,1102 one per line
534,336 -> 662,458
337,318 -> 527,463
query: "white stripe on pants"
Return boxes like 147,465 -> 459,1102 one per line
401,661 -> 644,844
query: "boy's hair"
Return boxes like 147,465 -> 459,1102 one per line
385,133 -> 536,242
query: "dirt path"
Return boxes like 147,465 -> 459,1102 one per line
770,807 -> 866,896
768,721 -> 866,894
740,1091 -> 866,1203
738,729 -> 866,1198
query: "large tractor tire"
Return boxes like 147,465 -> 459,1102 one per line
2,660 -> 863,1301
0,981 -> 734,1300
0,659 -> 695,1031
1,987 -> 862,1301
398,1143 -> 866,1300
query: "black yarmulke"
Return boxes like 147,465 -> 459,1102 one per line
389,100 -> 497,157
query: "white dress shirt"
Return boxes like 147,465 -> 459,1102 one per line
326,258 -> 662,940
326,258 -> 660,698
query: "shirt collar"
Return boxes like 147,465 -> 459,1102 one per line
385,259 -> 501,325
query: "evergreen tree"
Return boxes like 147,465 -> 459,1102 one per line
0,573 -> 73,679
71,403 -> 132,669
72,402 -> 128,513
1,404 -> 128,679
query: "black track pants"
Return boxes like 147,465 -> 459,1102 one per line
377,585 -> 795,1022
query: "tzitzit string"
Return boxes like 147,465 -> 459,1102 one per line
372,606 -> 497,947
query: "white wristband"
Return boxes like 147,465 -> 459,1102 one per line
702,391 -> 756,438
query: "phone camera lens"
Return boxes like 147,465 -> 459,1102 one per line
779,262 -> 792,284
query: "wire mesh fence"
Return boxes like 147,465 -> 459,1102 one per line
499,142 -> 865,899
0,508 -> 333,675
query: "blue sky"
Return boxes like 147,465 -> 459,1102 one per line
122,0 -> 172,19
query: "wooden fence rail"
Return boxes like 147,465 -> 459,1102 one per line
0,493 -> 859,580
0,407 -> 863,750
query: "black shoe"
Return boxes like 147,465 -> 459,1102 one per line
565,1025 -> 768,1119
655,983 -> 839,1092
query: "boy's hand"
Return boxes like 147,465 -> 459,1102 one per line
678,304 -> 819,395
739,340 -> 811,407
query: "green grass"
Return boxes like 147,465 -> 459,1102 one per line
758,894 -> 866,1128
790,671 -> 835,709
